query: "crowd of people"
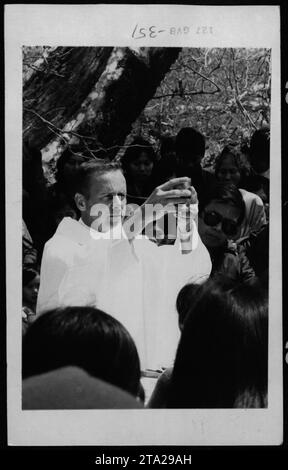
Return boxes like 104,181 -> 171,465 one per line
22,125 -> 270,409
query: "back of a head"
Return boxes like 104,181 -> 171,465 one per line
167,278 -> 268,408
175,127 -> 205,162
176,283 -> 203,331
22,306 -> 141,397
23,366 -> 143,410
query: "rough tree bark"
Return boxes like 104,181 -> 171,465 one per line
23,47 -> 114,149
23,47 -> 181,161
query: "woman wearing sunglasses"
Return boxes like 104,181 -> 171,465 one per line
198,182 -> 256,283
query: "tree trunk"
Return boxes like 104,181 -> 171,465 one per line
23,47 -> 114,149
23,47 -> 181,161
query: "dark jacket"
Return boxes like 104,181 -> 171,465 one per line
246,224 -> 269,288
210,240 -> 256,284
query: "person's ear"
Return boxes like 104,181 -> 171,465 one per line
74,193 -> 87,212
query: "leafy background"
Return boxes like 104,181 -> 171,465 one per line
23,47 -> 271,174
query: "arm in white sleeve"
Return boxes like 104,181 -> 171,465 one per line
36,243 -> 70,314
164,218 -> 212,286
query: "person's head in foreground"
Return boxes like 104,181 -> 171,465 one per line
73,159 -> 127,232
22,306 -> 141,398
175,127 -> 205,172
176,282 -> 203,331
22,366 -> 143,410
214,145 -> 251,187
198,182 -> 245,250
167,277 -> 268,408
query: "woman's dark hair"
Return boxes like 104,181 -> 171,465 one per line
22,306 -> 141,397
176,276 -> 237,330
176,283 -> 203,330
71,159 -> 123,198
167,278 -> 268,408
199,182 -> 246,225
214,144 -> 251,182
121,137 -> 156,175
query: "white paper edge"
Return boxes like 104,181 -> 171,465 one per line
5,4 -> 283,446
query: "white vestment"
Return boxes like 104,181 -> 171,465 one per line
37,217 -> 211,370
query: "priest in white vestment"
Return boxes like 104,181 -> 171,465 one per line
37,160 -> 211,370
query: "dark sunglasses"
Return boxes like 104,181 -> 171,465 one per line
203,210 -> 239,237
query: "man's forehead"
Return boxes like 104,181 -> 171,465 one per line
90,170 -> 126,191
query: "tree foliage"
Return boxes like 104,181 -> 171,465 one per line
23,47 -> 271,176
131,48 -> 271,167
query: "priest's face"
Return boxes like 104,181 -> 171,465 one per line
80,170 -> 127,232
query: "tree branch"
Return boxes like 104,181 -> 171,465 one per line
23,61 -> 65,78
23,108 -> 157,159
235,97 -> 258,130
183,63 -> 221,92
152,89 -> 220,99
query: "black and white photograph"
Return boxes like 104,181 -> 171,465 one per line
5,4 -> 283,446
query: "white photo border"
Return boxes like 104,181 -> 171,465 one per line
5,4 -> 283,446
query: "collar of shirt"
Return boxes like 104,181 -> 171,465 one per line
78,218 -> 127,241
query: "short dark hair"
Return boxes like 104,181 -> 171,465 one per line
214,144 -> 251,181
72,159 -> 123,198
175,127 -> 205,160
199,182 -> 246,225
168,278 -> 268,408
22,306 -> 141,397
121,137 -> 156,174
